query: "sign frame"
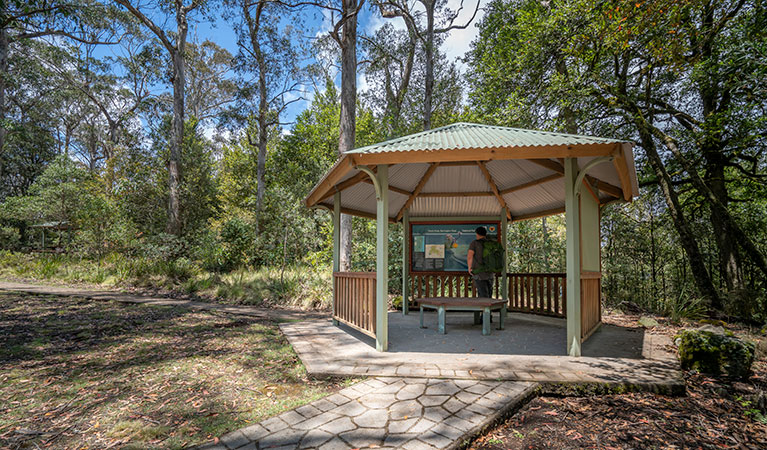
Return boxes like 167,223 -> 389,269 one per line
408,220 -> 502,273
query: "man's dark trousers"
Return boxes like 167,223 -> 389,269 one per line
474,276 -> 492,298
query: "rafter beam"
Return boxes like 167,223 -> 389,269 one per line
418,191 -> 494,197
396,162 -> 440,221
362,179 -> 410,196
499,173 -> 563,195
317,165 -> 377,203
528,158 -> 623,199
477,161 -> 511,220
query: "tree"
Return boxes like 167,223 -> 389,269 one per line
467,0 -> 767,313
228,0 -> 304,233
115,0 -> 205,235
374,0 -> 479,130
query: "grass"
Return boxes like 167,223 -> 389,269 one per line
0,292 -> 354,449
0,251 -> 332,309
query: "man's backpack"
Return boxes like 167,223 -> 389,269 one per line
475,239 -> 504,273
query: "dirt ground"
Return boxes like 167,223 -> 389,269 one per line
0,292 -> 353,450
471,312 -> 767,450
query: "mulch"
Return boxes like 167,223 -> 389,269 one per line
471,362 -> 767,450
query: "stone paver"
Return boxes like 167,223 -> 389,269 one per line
191,378 -> 536,449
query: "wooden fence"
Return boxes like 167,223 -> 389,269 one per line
580,271 -> 602,340
507,273 -> 567,317
409,272 -> 501,300
333,272 -> 376,338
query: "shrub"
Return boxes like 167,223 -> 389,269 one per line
0,226 -> 21,250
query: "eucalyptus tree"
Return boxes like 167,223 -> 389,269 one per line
374,0 -> 478,130
114,0 -> 207,235
466,0 -> 767,311
227,0 -> 305,232
0,0 -> 116,195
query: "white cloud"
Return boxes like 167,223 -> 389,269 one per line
441,0 -> 485,73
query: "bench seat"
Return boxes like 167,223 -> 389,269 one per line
416,297 -> 507,335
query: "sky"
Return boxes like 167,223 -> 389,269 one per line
188,0 -> 487,128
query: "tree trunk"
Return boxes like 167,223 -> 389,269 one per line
337,0 -> 359,271
652,128 -> 767,284
242,0 -> 269,234
633,116 -> 722,309
0,26 -> 7,172
167,47 -> 184,235
422,0 -> 435,131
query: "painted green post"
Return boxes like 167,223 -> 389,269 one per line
402,209 -> 410,315
500,207 -> 508,302
332,191 -> 341,326
375,165 -> 389,352
564,158 -> 582,357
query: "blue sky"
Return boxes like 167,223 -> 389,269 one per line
112,1 -> 486,131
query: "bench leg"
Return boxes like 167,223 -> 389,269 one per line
473,311 -> 481,325
499,305 -> 506,330
482,307 -> 491,335
420,305 -> 425,328
438,306 -> 446,334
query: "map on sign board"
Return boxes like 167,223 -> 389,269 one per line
410,222 -> 499,272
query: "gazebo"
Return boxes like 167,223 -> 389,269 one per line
304,123 -> 639,356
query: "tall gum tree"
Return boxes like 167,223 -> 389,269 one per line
115,0 -> 204,236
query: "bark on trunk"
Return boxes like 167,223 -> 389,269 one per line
0,26 -> 8,169
167,47 -> 184,235
422,0 -> 435,131
336,0 -> 359,271
166,6 -> 189,236
243,0 -> 269,234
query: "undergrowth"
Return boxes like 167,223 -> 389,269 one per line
0,251 -> 331,309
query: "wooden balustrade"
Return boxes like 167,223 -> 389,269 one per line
407,271 -> 600,341
409,272 -> 503,303
333,272 -> 376,338
580,271 -> 602,340
507,273 -> 566,318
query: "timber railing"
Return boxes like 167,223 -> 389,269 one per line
409,272 -> 502,300
333,272 -> 376,338
407,270 -> 600,340
580,271 -> 602,340
507,272 -> 567,318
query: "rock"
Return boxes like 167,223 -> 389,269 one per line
676,329 -> 755,380
756,339 -> 767,359
638,316 -> 659,328
697,324 -> 727,335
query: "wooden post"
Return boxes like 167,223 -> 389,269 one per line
376,165 -> 389,352
332,191 -> 341,326
402,209 -> 410,315
565,158 -> 582,356
500,207 -> 508,302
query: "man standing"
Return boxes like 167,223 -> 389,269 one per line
467,227 -> 494,298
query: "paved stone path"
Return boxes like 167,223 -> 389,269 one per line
0,281 -> 324,322
281,318 -> 684,390
193,377 -> 537,450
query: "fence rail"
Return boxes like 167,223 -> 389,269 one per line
507,272 -> 566,318
409,272 -> 502,300
333,272 -> 376,338
580,271 -> 602,340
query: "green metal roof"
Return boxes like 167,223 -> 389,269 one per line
345,122 -> 629,154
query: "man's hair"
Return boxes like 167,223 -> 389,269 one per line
475,226 -> 487,236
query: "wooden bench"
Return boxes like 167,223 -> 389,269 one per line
416,297 -> 507,335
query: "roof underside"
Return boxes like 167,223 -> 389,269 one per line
305,123 -> 640,222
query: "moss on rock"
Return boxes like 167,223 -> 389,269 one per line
677,329 -> 755,380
